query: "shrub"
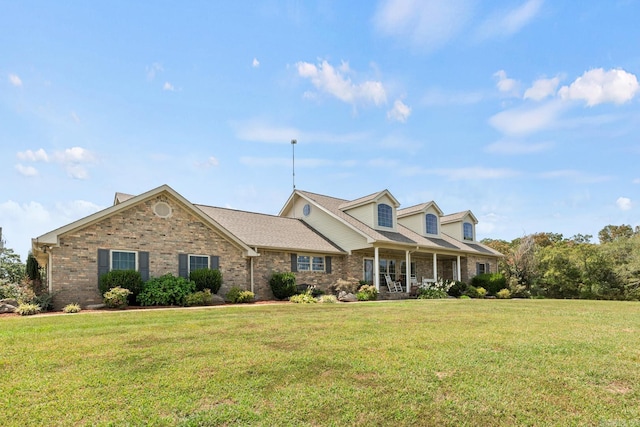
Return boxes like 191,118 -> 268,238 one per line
476,287 -> 487,298
289,292 -> 317,304
356,284 -> 378,301
497,288 -> 512,299
226,286 -> 255,304
317,294 -> 337,303
459,295 -> 471,299
464,285 -> 480,299
269,272 -> 297,300
137,274 -> 195,306
103,286 -> 132,309
471,273 -> 507,296
16,303 -> 41,316
32,292 -> 54,311
447,281 -> 468,298
418,278 -> 453,299
99,270 -> 144,304
63,303 -> 82,313
189,268 -> 222,293
331,277 -> 360,294
185,289 -> 214,306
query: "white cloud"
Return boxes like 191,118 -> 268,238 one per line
17,148 -> 49,162
163,82 -> 175,91
373,0 -> 473,51
401,166 -> 519,180
252,58 -> 260,68
15,164 -> 38,177
494,70 -> 520,96
489,100 -> 565,136
476,0 -> 544,40
485,139 -> 553,154
70,111 -> 81,123
194,156 -> 219,169
524,76 -> 560,101
146,63 -> 163,80
296,60 -> 387,107
633,178 -> 640,184
239,157 -> 333,168
52,147 -> 95,163
539,169 -> 611,184
387,100 -> 411,122
616,197 -> 632,211
8,73 -> 22,87
558,68 -> 639,106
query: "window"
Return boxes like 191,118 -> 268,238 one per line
379,258 -> 396,284
476,262 -> 490,275
303,204 -> 311,216
400,261 -> 416,285
378,203 -> 393,228
463,222 -> 473,241
426,213 -> 438,235
297,255 -> 325,272
112,251 -> 136,270
189,255 -> 209,273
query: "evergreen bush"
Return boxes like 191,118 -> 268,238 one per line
189,268 -> 222,293
269,272 -> 297,300
471,273 -> 507,296
99,270 -> 144,304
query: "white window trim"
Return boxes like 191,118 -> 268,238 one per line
297,254 -> 326,273
188,254 -> 210,275
376,203 -> 395,230
110,249 -> 138,271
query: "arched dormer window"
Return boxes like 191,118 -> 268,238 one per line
463,222 -> 473,241
426,213 -> 438,235
377,203 -> 393,228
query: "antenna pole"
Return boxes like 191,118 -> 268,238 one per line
291,139 -> 297,190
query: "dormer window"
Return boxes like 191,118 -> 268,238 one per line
463,222 -> 473,241
426,213 -> 438,235
377,203 -> 393,228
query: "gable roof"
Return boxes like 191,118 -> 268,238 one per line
338,189 -> 400,210
289,190 -> 501,256
397,201 -> 444,218
33,185 -> 258,257
442,210 -> 478,225
195,205 -> 345,254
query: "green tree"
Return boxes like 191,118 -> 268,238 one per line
0,246 -> 25,284
598,224 -> 635,244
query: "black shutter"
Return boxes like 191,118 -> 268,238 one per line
290,253 -> 298,272
486,263 -> 491,274
139,251 -> 149,281
476,262 -> 480,275
98,249 -> 110,282
178,253 -> 188,278
210,255 -> 220,270
325,256 -> 332,274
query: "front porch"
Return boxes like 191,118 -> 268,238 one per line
356,248 -> 465,298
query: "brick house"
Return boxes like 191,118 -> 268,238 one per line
32,185 -> 501,309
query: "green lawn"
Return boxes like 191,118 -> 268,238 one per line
1,299 -> 639,426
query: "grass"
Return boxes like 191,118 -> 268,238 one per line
1,299 -> 639,426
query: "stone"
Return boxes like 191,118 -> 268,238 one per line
209,294 -> 226,305
0,303 -> 17,313
0,298 -> 19,307
86,303 -> 106,310
338,291 -> 358,302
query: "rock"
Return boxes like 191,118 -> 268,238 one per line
0,298 -> 19,307
338,291 -> 358,302
86,303 -> 106,310
0,303 -> 17,313
209,294 -> 226,305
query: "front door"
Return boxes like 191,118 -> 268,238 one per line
363,258 -> 374,284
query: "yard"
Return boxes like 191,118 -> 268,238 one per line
1,299 -> 639,426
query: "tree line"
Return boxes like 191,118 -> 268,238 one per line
482,224 -> 640,301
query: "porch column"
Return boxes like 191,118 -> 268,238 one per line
456,255 -> 461,282
405,250 -> 411,293
433,253 -> 437,281
374,246 -> 380,291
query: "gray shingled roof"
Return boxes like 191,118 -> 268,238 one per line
397,202 -> 431,217
296,190 -> 501,256
196,204 -> 344,254
441,210 -> 471,224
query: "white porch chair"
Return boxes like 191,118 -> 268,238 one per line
384,274 -> 403,293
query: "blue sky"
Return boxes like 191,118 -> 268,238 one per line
2,0 -> 640,260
